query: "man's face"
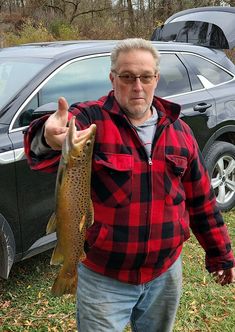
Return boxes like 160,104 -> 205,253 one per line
110,49 -> 159,125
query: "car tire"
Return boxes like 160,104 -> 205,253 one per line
205,141 -> 235,212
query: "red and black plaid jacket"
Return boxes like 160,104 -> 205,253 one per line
24,91 -> 235,284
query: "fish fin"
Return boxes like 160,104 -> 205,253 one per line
79,215 -> 86,232
80,251 -> 86,261
50,244 -> 64,266
46,212 -> 57,234
51,265 -> 78,297
86,200 -> 94,228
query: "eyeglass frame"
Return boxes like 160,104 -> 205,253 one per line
111,70 -> 158,84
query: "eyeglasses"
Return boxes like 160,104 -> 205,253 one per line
112,71 -> 157,84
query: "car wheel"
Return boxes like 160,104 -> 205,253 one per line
205,141 -> 235,212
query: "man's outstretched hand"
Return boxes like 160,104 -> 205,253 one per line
44,97 -> 69,150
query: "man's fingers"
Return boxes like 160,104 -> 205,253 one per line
50,127 -> 68,135
213,269 -> 235,285
45,130 -> 68,150
47,97 -> 69,126
53,97 -> 69,124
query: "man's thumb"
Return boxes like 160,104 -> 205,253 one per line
58,97 -> 69,116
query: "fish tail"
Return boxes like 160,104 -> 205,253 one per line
51,266 -> 78,296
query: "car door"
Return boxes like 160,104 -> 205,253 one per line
0,124 -> 19,278
7,124 -> 57,256
156,52 -> 216,153
181,51 -> 235,148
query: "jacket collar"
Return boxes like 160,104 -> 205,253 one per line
102,90 -> 181,125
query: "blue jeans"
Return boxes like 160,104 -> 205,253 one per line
77,256 -> 182,332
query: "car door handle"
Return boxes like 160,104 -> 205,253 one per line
194,103 -> 212,113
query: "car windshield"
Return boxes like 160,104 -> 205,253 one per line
0,57 -> 51,111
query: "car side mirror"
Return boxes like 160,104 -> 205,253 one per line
19,102 -> 58,131
32,102 -> 58,120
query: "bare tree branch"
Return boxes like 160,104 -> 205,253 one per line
70,7 -> 111,24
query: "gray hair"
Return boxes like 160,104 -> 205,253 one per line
110,38 -> 160,73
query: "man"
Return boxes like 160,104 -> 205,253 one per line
24,38 -> 235,332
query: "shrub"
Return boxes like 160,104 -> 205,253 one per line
4,19 -> 54,46
49,20 -> 80,40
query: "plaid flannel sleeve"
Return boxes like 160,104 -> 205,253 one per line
183,140 -> 235,272
24,115 -> 61,173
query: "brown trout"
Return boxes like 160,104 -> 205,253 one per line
46,117 -> 96,296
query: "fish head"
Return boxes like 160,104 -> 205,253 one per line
62,117 -> 96,166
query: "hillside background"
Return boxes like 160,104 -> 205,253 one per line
0,1 -> 234,47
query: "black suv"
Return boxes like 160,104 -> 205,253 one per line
0,7 -> 235,279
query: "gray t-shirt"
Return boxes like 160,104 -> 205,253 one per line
133,106 -> 158,158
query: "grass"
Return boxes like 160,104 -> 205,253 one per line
173,209 -> 235,332
0,210 -> 234,332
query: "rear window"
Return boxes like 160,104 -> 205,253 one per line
152,21 -> 229,49
184,54 -> 233,85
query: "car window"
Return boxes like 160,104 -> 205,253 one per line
0,58 -> 50,111
14,55 -> 112,129
184,54 -> 233,85
39,55 -> 111,105
157,53 -> 191,97
153,22 -> 229,49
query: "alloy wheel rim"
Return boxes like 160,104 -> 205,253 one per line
211,155 -> 235,205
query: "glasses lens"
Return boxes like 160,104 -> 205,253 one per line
117,74 -> 155,84
140,76 -> 155,84
119,75 -> 135,83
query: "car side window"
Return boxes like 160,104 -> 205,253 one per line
184,54 -> 233,85
157,53 -> 191,97
14,55 -> 112,129
39,55 -> 112,105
